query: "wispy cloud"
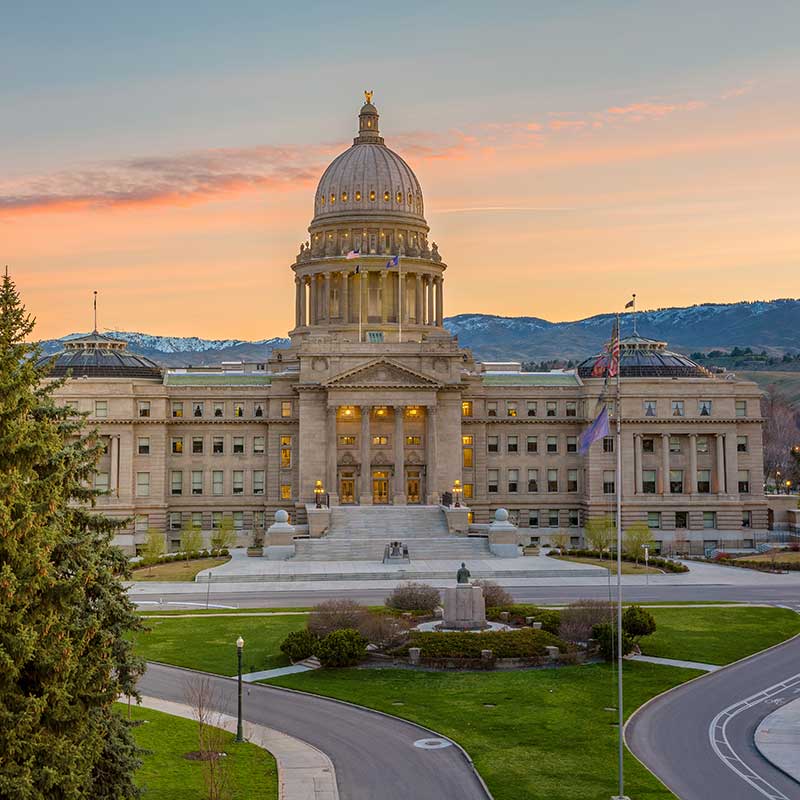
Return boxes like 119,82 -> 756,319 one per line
604,99 -> 707,119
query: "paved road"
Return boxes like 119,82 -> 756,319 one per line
626,634 -> 800,800
140,662 -> 490,800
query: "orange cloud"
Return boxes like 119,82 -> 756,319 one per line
605,99 -> 707,119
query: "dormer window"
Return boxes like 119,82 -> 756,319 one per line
396,191 -> 402,203
341,191 -> 348,202
355,190 -> 361,201
329,193 -> 335,204
369,190 -> 376,201
383,191 -> 390,201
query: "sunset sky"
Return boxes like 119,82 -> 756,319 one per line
2,1 -> 799,340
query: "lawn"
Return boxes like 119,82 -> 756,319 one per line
130,557 -> 230,582
737,550 -> 800,563
134,614 -> 308,675
137,607 -> 311,616
119,703 -> 277,800
553,555 -> 662,575
641,606 -> 800,665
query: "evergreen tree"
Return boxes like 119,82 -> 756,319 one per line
0,272 -> 144,799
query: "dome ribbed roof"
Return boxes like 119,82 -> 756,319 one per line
577,335 -> 707,379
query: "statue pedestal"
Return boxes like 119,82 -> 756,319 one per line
442,584 -> 487,630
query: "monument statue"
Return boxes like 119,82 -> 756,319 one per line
364,89 -> 373,104
456,562 -> 471,584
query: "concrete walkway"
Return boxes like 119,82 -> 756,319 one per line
627,654 -> 721,672
754,696 -> 800,782
241,657 -> 321,683
137,694 -> 339,800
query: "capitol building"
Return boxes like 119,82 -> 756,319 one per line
44,95 -> 768,557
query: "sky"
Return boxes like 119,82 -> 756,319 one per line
2,1 -> 799,340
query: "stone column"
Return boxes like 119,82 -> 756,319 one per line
415,273 -> 423,323
300,277 -> 308,326
341,271 -> 349,323
427,276 -> 434,325
359,406 -> 372,504
634,434 -> 643,494
309,274 -> 317,325
398,269 -> 406,324
323,272 -> 331,323
661,433 -> 670,495
327,406 -> 338,505
435,276 -> 443,326
393,406 -> 405,504
110,435 -> 120,497
294,277 -> 302,327
716,433 -> 726,494
361,270 -> 369,324
425,405 -> 439,503
380,271 -> 389,323
689,433 -> 698,495
725,430 -> 739,498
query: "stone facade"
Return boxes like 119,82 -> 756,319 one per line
44,96 -> 768,555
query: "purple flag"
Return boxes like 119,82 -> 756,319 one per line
579,406 -> 610,455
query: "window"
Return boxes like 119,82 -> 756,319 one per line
169,512 -> 182,531
670,470 -> 684,494
567,469 -> 578,492
340,435 -> 357,446
191,470 -> 203,495
280,484 -> 292,500
488,470 -> 499,493
137,437 -> 150,455
94,472 -> 109,492
212,512 -> 222,530
171,402 -> 183,418
675,511 -> 688,529
697,469 -> 711,493
507,402 -> 518,418
487,435 -> 499,453
212,436 -> 224,455
138,401 -> 150,418
463,483 -> 473,499
213,402 -> 223,418
527,469 -> 539,493
254,510 -> 265,528
280,436 -> 292,468
253,470 -> 265,495
136,472 -> 150,497
603,437 -> 614,453
565,401 -> 577,418
546,401 -> 557,417
738,470 -> 750,494
566,436 -> 577,453
735,400 -> 747,418
647,512 -> 662,529
703,511 -> 717,529
135,515 -> 148,534
254,404 -> 264,418
642,438 -> 655,453
171,437 -> 183,455
233,436 -> 245,454
568,510 -> 579,527
508,469 -> 519,493
233,512 -> 244,530
461,401 -> 473,417
526,436 -> 538,453
742,510 -> 752,528
193,402 -> 204,418
507,435 -> 518,453
94,400 -> 108,418
696,436 -> 709,454
367,331 -> 384,343
737,435 -> 748,453
698,400 -> 712,417
642,470 -> 657,494
234,402 -> 244,418
232,470 -> 244,495
487,401 -> 498,417
643,400 -> 657,417
546,436 -> 558,454
603,471 -> 616,494
171,470 -> 182,496
547,469 -> 558,492
253,436 -> 265,454
369,190 -> 376,201
462,436 -> 474,468
671,400 -> 684,417
527,401 -> 538,417
192,511 -> 203,530
281,401 -> 292,418
371,435 -> 389,446
548,509 -> 560,527
212,470 -> 224,496
529,510 -> 540,527
669,436 -> 682,454
192,436 -> 203,454
406,435 -> 422,446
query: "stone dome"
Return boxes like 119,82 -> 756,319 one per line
312,95 -> 425,225
577,335 -> 708,379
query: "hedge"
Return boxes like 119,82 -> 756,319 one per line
555,548 -> 689,573
486,605 -> 561,635
408,628 -> 566,659
713,557 -> 800,572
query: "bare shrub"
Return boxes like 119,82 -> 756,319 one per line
472,579 -> 513,608
308,599 -> 367,637
357,611 -> 411,648
385,582 -> 441,612
559,600 -> 615,644
185,677 -> 232,800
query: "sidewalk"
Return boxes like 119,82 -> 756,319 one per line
138,695 -> 339,800
754,696 -> 800,782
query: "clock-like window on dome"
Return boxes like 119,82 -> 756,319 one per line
369,190 -> 376,201
320,195 -> 325,205
355,190 -> 361,201
330,193 -> 335,204
396,191 -> 402,203
341,191 -> 348,202
383,191 -> 390,202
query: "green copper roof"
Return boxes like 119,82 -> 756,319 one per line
164,374 -> 272,386
481,373 -> 580,387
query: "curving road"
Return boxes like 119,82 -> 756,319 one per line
626,634 -> 800,800
140,662 -> 490,800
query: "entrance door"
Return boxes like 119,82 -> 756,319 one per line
372,471 -> 389,504
340,472 -> 355,504
407,470 -> 421,504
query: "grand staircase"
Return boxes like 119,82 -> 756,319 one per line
291,505 -> 492,562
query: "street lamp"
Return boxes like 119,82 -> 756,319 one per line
314,479 -> 324,508
235,636 -> 244,742
453,479 -> 462,508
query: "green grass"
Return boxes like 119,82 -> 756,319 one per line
641,606 -> 800,665
137,607 -> 311,616
130,557 -> 230,582
554,555 -> 662,574
119,703 -> 277,799
270,662 -> 693,800
134,614 -> 308,675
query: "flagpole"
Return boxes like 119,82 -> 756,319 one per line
358,262 -> 363,344
398,256 -> 403,344
614,311 -> 625,800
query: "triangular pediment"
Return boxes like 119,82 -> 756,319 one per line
324,358 -> 443,389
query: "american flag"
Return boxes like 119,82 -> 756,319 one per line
607,317 -> 620,378
345,249 -> 360,260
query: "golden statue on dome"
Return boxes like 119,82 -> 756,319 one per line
364,89 -> 373,104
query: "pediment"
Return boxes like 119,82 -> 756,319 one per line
324,358 -> 442,389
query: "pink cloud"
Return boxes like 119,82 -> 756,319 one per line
605,100 -> 706,119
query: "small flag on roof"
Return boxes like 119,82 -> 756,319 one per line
385,254 -> 399,269
345,249 -> 360,259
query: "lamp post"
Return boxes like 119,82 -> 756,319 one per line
314,479 -> 324,508
235,636 -> 244,742
453,479 -> 462,508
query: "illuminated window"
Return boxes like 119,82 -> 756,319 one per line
281,401 -> 292,418
463,435 -> 474,468
463,483 -> 473,499
234,402 -> 244,418
330,193 -> 335,204
369,190 -> 376,201
371,435 -> 389,446
383,191 -> 390,201
172,401 -> 183,418
171,437 -> 183,455
396,191 -> 402,203
342,191 -> 348,202
406,435 -> 422,446
320,195 -> 325,205
355,190 -> 362,201
280,436 -> 292,468
461,401 -> 473,417
280,484 -> 292,500
339,435 -> 357,446
507,402 -> 517,417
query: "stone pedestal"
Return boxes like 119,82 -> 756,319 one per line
488,508 -> 520,558
442,583 -> 487,630
263,510 -> 296,560
306,505 -> 331,538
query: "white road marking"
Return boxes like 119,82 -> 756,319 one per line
708,672 -> 800,800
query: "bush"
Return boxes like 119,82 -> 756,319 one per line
280,629 -> 319,663
408,628 -> 565,659
308,599 -> 367,637
472,579 -> 513,608
591,623 -> 635,661
622,605 -> 656,641
385,582 -> 441,613
553,548 -> 689,573
559,600 -> 615,644
316,628 -> 368,667
486,604 -> 561,635
357,611 -> 411,648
